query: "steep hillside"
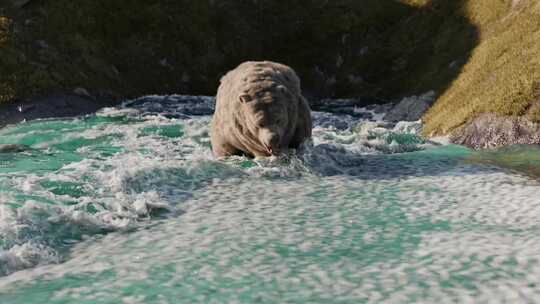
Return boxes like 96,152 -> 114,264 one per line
0,0 -> 476,104
423,0 -> 540,135
7,0 -> 537,141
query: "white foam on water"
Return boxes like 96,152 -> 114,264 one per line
0,110 -> 215,274
354,106 -> 387,122
2,165 -> 539,303
0,95 -> 539,303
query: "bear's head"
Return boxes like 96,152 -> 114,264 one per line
238,82 -> 298,155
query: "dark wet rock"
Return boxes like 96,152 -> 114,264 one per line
0,144 -> 30,153
10,0 -> 32,8
0,94 -> 119,128
123,95 -> 216,118
451,113 -> 540,149
34,40 -> 49,49
312,97 -> 387,110
384,91 -> 436,122
311,97 -> 389,118
73,87 -> 91,98
312,111 -> 356,130
331,108 -> 373,120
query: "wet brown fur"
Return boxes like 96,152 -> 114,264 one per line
211,61 -> 312,157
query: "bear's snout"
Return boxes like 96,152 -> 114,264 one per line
259,128 -> 281,155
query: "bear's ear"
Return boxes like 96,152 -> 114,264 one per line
239,94 -> 252,103
276,85 -> 293,98
276,85 -> 287,94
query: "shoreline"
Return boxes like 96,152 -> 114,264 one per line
0,94 -> 121,129
2,93 -> 539,153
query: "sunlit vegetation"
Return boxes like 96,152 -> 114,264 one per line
423,0 -> 540,135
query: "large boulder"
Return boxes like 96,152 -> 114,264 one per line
384,91 -> 436,122
451,113 -> 540,149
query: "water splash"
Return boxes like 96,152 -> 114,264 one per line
0,96 -> 538,303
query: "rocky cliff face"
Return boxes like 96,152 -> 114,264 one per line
0,0 -> 477,104
451,114 -> 540,149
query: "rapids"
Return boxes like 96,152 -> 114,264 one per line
0,95 -> 539,303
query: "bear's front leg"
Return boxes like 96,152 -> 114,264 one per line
290,96 -> 313,149
211,136 -> 242,158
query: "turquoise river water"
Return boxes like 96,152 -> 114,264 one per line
0,95 -> 539,303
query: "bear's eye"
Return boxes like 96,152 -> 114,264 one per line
255,91 -> 266,98
239,94 -> 253,103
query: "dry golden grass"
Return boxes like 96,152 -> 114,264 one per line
424,0 -> 540,135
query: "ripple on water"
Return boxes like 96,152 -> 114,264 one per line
0,95 -> 539,303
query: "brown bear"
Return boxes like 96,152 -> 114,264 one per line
211,61 -> 312,158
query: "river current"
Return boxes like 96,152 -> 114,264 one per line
0,95 -> 539,303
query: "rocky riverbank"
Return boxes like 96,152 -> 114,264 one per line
451,114 -> 540,149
